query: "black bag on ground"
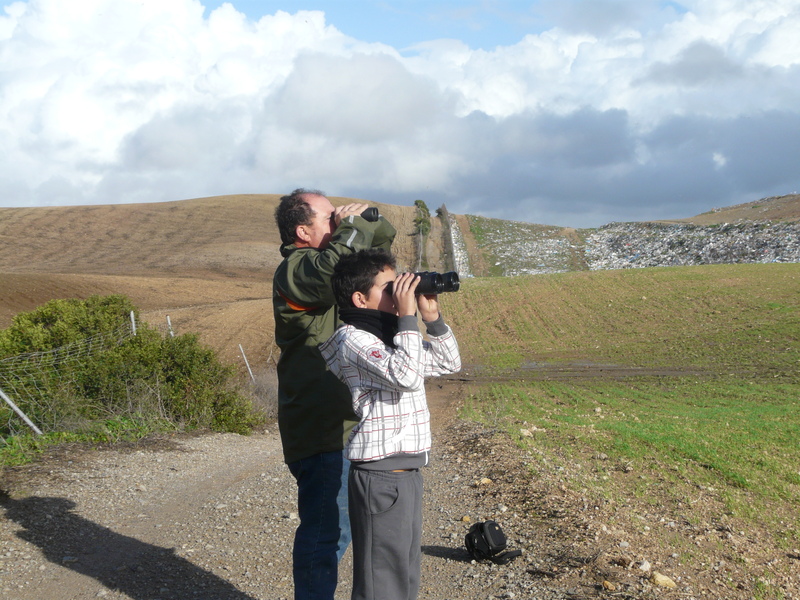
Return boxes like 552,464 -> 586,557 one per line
464,520 -> 522,565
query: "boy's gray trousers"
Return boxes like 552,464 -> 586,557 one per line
348,466 -> 423,600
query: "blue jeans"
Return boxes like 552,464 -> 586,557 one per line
287,450 -> 352,600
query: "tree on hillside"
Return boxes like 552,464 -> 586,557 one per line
413,199 -> 432,270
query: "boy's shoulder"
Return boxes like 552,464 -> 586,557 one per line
338,324 -> 388,346
329,323 -> 381,346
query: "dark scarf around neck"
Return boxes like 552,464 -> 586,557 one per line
339,308 -> 399,348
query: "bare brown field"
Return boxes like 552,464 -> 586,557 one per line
0,195 -> 436,366
666,193 -> 800,225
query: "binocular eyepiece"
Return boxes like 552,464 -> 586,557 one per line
361,207 -> 380,222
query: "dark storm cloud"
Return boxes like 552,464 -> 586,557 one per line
715,111 -> 800,192
642,41 -> 745,86
362,105 -> 800,228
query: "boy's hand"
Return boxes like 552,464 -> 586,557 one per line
417,293 -> 440,323
392,273 -> 419,317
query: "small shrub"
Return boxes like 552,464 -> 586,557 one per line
0,295 -> 264,448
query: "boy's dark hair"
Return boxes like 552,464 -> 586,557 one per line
333,248 -> 397,308
274,188 -> 325,246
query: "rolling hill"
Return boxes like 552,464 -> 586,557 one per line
0,194 -> 429,364
1,192 -> 799,366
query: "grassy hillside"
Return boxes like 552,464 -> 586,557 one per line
446,263 -> 800,580
443,263 -> 799,376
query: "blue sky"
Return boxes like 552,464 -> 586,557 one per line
202,1 -> 550,50
1,0 -> 799,227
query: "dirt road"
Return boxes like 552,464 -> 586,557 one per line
2,379 -> 797,600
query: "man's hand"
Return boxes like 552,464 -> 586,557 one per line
392,273 -> 420,318
333,203 -> 370,227
417,293 -> 440,323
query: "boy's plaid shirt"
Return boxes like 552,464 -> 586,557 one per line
320,323 -> 461,462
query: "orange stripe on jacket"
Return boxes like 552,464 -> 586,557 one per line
277,290 -> 318,312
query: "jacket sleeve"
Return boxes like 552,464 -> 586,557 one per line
370,216 -> 397,251
275,215 -> 395,309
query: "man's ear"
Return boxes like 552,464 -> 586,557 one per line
352,290 -> 368,308
295,224 -> 311,245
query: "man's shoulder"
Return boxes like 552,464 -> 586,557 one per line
279,244 -> 316,262
274,246 -> 317,281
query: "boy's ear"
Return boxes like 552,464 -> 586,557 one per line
352,290 -> 368,308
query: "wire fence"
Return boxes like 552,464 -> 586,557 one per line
0,323 -> 135,436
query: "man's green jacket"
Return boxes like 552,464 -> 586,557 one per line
272,213 -> 396,464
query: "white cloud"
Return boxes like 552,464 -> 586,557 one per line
1,0 -> 799,226
268,53 -> 447,141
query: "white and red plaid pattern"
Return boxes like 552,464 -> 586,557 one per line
320,324 -> 461,462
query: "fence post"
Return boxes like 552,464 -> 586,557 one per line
239,344 -> 256,384
0,386 -> 43,436
166,315 -> 175,337
130,311 -> 137,336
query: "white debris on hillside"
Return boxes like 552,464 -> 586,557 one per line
584,221 -> 800,270
497,236 -> 572,276
474,219 -> 574,276
448,215 -> 472,277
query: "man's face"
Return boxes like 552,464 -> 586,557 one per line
300,194 -> 336,249
363,267 -> 398,314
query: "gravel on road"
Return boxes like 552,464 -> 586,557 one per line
2,380 -> 797,600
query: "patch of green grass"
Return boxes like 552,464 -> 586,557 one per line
462,377 -> 800,533
451,262 -> 800,570
1,415 -> 173,467
754,578 -> 786,600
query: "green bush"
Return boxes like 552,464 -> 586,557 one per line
0,295 -> 134,355
0,295 -> 263,443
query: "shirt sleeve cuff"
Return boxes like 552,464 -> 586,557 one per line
398,315 -> 420,332
423,315 -> 447,336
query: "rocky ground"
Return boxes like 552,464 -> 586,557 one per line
584,221 -> 800,271
1,377 -> 798,600
458,214 -> 800,278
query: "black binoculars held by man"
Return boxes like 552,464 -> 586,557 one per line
362,207 -> 460,294
361,207 -> 381,222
